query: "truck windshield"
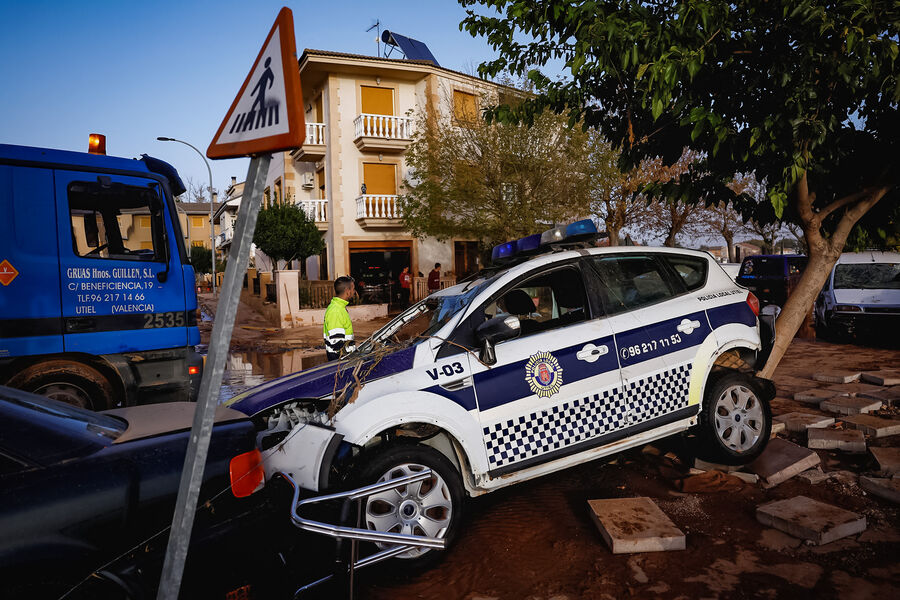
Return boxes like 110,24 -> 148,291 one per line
358,278 -> 490,352
834,263 -> 900,290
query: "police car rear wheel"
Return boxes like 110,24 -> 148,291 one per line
356,444 -> 463,569
698,372 -> 771,465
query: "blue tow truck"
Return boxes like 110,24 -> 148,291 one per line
0,137 -> 203,409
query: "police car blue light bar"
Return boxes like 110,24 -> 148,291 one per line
492,220 -> 602,265
491,240 -> 517,263
516,234 -> 542,254
565,219 -> 598,239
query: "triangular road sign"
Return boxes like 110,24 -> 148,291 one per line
207,7 -> 305,159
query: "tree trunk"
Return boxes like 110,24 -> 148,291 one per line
606,223 -> 620,246
724,233 -> 735,263
664,230 -> 677,247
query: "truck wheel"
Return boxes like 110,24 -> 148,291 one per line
8,360 -> 115,410
355,444 -> 463,570
696,372 -> 771,465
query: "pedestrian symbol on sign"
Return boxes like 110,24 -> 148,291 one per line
229,57 -> 280,134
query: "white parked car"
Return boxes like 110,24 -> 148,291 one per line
228,221 -> 776,567
814,251 -> 900,340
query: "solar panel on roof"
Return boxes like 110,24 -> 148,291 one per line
381,30 -> 440,66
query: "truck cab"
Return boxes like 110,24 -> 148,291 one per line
0,143 -> 202,409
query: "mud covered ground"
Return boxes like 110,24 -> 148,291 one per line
202,295 -> 900,599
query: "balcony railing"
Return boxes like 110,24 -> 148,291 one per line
353,114 -> 412,140
298,199 -> 328,223
305,122 -> 326,145
356,195 -> 401,219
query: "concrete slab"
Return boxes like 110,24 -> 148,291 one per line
749,438 -> 822,487
807,429 -> 867,452
771,421 -> 786,436
860,370 -> 900,386
843,414 -> 900,438
814,371 -> 861,384
859,387 -> 900,407
824,383 -> 885,396
756,496 -> 866,545
731,471 -> 760,484
869,447 -> 900,475
694,458 -> 743,473
587,497 -> 686,554
860,476 -> 900,504
819,396 -> 882,415
794,388 -> 845,404
797,468 -> 830,484
774,412 -> 835,433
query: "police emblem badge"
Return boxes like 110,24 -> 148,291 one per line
525,351 -> 563,398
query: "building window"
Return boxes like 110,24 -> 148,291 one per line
360,85 -> 394,115
138,216 -> 151,229
264,187 -> 271,207
274,177 -> 282,203
453,90 -> 478,124
362,163 -> 397,195
191,216 -> 205,228
192,241 -> 205,248
140,241 -> 153,250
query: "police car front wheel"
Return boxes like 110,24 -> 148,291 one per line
356,444 -> 463,569
697,372 -> 772,465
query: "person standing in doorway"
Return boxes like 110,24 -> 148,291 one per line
399,266 -> 412,308
427,263 -> 441,295
324,276 -> 356,361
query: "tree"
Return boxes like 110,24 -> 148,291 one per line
400,89 -> 591,248
638,199 -> 705,247
461,0 -> 899,376
190,245 -> 212,274
177,177 -> 209,204
697,201 -> 748,262
252,202 -> 325,273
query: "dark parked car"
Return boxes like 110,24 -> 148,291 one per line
0,386 -> 271,599
736,254 -> 808,308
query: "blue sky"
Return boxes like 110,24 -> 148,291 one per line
0,0 -> 499,197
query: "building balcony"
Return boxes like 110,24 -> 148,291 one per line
298,199 -> 329,231
353,114 -> 412,153
355,194 -> 403,229
290,122 -> 327,162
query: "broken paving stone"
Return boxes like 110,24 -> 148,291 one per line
828,470 -> 859,487
774,412 -> 835,433
730,471 -> 759,484
842,414 -> 900,438
679,470 -> 745,493
860,370 -> 900,386
860,476 -> 900,504
813,371 -> 861,384
798,468 -> 830,484
824,382 -> 885,396
794,388 -> 845,404
588,497 -> 686,554
869,447 -> 900,475
749,438 -> 821,487
771,421 -> 786,436
807,428 -> 867,452
859,387 -> 900,407
694,457 -> 743,472
820,396 -> 882,415
756,496 -> 866,545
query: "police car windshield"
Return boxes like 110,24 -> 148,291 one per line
359,279 -> 490,353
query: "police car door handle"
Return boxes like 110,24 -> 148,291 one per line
441,377 -> 473,392
677,318 -> 701,335
577,343 -> 608,363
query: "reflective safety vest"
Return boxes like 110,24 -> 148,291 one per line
324,296 -> 355,360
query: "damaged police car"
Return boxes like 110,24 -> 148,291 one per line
228,220 -> 775,567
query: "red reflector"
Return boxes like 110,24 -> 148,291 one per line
746,292 -> 760,316
188,366 -> 200,375
88,133 -> 106,155
230,449 -> 264,498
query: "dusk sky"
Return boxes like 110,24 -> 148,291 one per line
0,0 -> 500,198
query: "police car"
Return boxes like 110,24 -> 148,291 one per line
228,220 -> 775,567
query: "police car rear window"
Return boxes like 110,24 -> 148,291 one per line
663,255 -> 708,291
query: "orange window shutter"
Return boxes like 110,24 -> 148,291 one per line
454,90 -> 477,123
361,86 -> 394,115
362,163 -> 397,195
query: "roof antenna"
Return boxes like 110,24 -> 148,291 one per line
366,19 -> 381,57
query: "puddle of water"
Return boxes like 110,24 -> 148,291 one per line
218,349 -> 327,404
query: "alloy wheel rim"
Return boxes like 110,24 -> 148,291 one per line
35,382 -> 93,409
713,384 -> 763,452
365,462 -> 453,559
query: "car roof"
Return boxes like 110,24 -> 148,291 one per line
0,143 -> 153,174
836,251 -> 900,265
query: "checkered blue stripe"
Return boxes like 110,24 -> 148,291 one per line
483,363 -> 692,469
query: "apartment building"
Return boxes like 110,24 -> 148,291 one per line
262,48 -> 502,284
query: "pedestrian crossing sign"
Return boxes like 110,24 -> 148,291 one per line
207,7 -> 305,159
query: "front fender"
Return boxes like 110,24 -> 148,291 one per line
334,390 -> 488,476
688,323 -> 761,408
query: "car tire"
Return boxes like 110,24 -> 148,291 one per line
353,443 -> 463,571
7,360 -> 115,410
696,372 -> 772,465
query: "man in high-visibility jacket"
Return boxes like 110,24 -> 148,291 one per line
324,276 -> 357,361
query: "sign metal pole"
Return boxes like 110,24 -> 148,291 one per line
156,153 -> 271,600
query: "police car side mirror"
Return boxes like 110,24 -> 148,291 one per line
476,314 -> 521,365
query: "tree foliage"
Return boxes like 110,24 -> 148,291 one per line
253,202 -> 324,271
189,245 -> 212,274
461,0 -> 899,374
400,89 -> 591,247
